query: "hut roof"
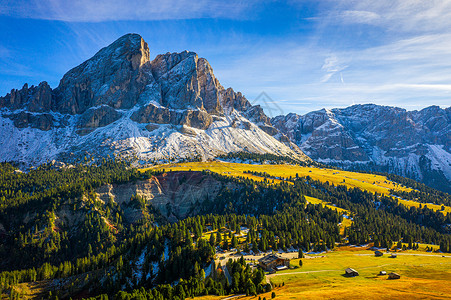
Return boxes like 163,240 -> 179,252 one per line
388,272 -> 401,279
258,254 -> 282,265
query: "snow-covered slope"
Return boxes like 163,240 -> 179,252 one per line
272,104 -> 451,192
0,34 -> 307,165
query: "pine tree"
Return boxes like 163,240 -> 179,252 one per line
210,233 -> 216,246
298,248 -> 304,258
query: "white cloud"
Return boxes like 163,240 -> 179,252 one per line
0,0 -> 257,22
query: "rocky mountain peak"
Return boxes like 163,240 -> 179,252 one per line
149,50 -> 223,114
55,33 -> 152,114
0,33 -> 308,166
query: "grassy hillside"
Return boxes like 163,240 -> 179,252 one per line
142,161 -> 451,214
142,161 -> 411,194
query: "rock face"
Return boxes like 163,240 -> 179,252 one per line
0,33 -> 307,165
130,104 -> 212,130
150,52 -> 223,114
272,104 -> 451,192
6,111 -> 55,131
0,82 -> 55,112
95,171 -> 229,221
55,34 -> 152,114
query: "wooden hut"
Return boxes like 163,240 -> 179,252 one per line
345,268 -> 359,277
258,254 -> 290,271
388,272 -> 401,279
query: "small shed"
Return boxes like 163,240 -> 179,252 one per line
390,253 -> 397,258
379,271 -> 387,275
375,250 -> 383,257
388,272 -> 401,279
345,268 -> 359,277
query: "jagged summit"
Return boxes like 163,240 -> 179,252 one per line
55,33 -> 152,114
0,33 -> 306,165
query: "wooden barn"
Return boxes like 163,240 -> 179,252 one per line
345,268 -> 359,277
375,250 -> 383,257
388,272 -> 401,279
258,254 -> 290,271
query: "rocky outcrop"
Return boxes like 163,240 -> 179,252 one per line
77,106 -> 122,135
6,111 -> 55,131
95,171 -> 230,221
150,52 -> 223,114
180,110 -> 212,129
0,83 -> 30,110
78,106 -> 122,129
0,82 -> 55,112
130,104 -> 174,124
130,104 -> 212,129
245,105 -> 271,125
258,125 -> 278,136
28,82 -> 54,112
220,88 -> 251,112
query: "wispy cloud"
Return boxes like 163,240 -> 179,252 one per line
320,54 -> 347,83
325,0 -> 451,33
0,0 -> 258,22
214,29 -> 451,114
338,10 -> 381,25
0,46 -> 11,58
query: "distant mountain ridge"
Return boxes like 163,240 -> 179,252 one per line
0,33 -> 307,165
272,104 -> 451,192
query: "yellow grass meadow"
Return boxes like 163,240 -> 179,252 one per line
141,161 -> 451,214
196,248 -> 451,300
142,161 -> 410,194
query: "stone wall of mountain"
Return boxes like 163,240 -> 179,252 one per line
0,33 -> 306,165
272,104 -> 451,192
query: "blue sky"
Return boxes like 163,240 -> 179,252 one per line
1,0 -> 451,115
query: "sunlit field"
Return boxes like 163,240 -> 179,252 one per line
196,248 -> 451,300
142,161 -> 451,214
